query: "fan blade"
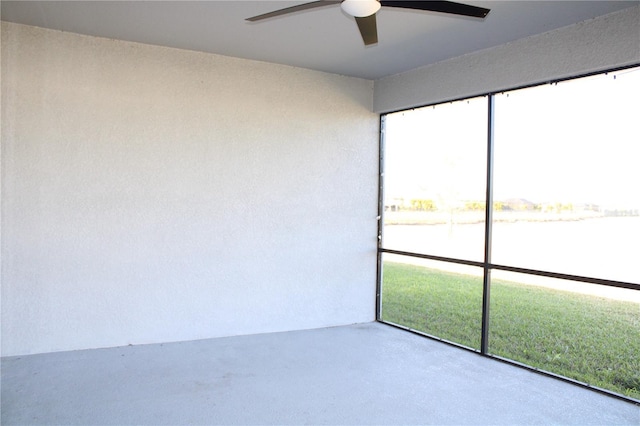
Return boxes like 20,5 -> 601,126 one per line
379,1 -> 490,18
246,0 -> 341,22
355,14 -> 378,45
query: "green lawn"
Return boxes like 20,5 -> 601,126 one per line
380,261 -> 640,400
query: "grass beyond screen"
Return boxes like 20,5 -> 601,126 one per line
380,261 -> 640,400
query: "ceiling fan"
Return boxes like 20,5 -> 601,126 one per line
246,0 -> 490,46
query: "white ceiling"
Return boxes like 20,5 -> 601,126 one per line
1,1 -> 637,79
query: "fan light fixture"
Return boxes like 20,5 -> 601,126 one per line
341,0 -> 381,18
246,1 -> 490,46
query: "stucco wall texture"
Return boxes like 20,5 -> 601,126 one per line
1,22 -> 379,356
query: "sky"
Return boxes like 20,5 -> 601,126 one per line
383,67 -> 640,209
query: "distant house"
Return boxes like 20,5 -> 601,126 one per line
503,198 -> 537,211
385,197 -> 405,212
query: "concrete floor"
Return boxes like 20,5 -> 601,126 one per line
2,322 -> 639,425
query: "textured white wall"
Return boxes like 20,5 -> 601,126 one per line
1,23 -> 378,356
374,5 -> 640,113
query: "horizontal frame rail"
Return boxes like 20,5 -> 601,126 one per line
379,248 -> 640,291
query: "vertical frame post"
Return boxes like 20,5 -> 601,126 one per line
375,115 -> 387,321
481,95 -> 495,354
